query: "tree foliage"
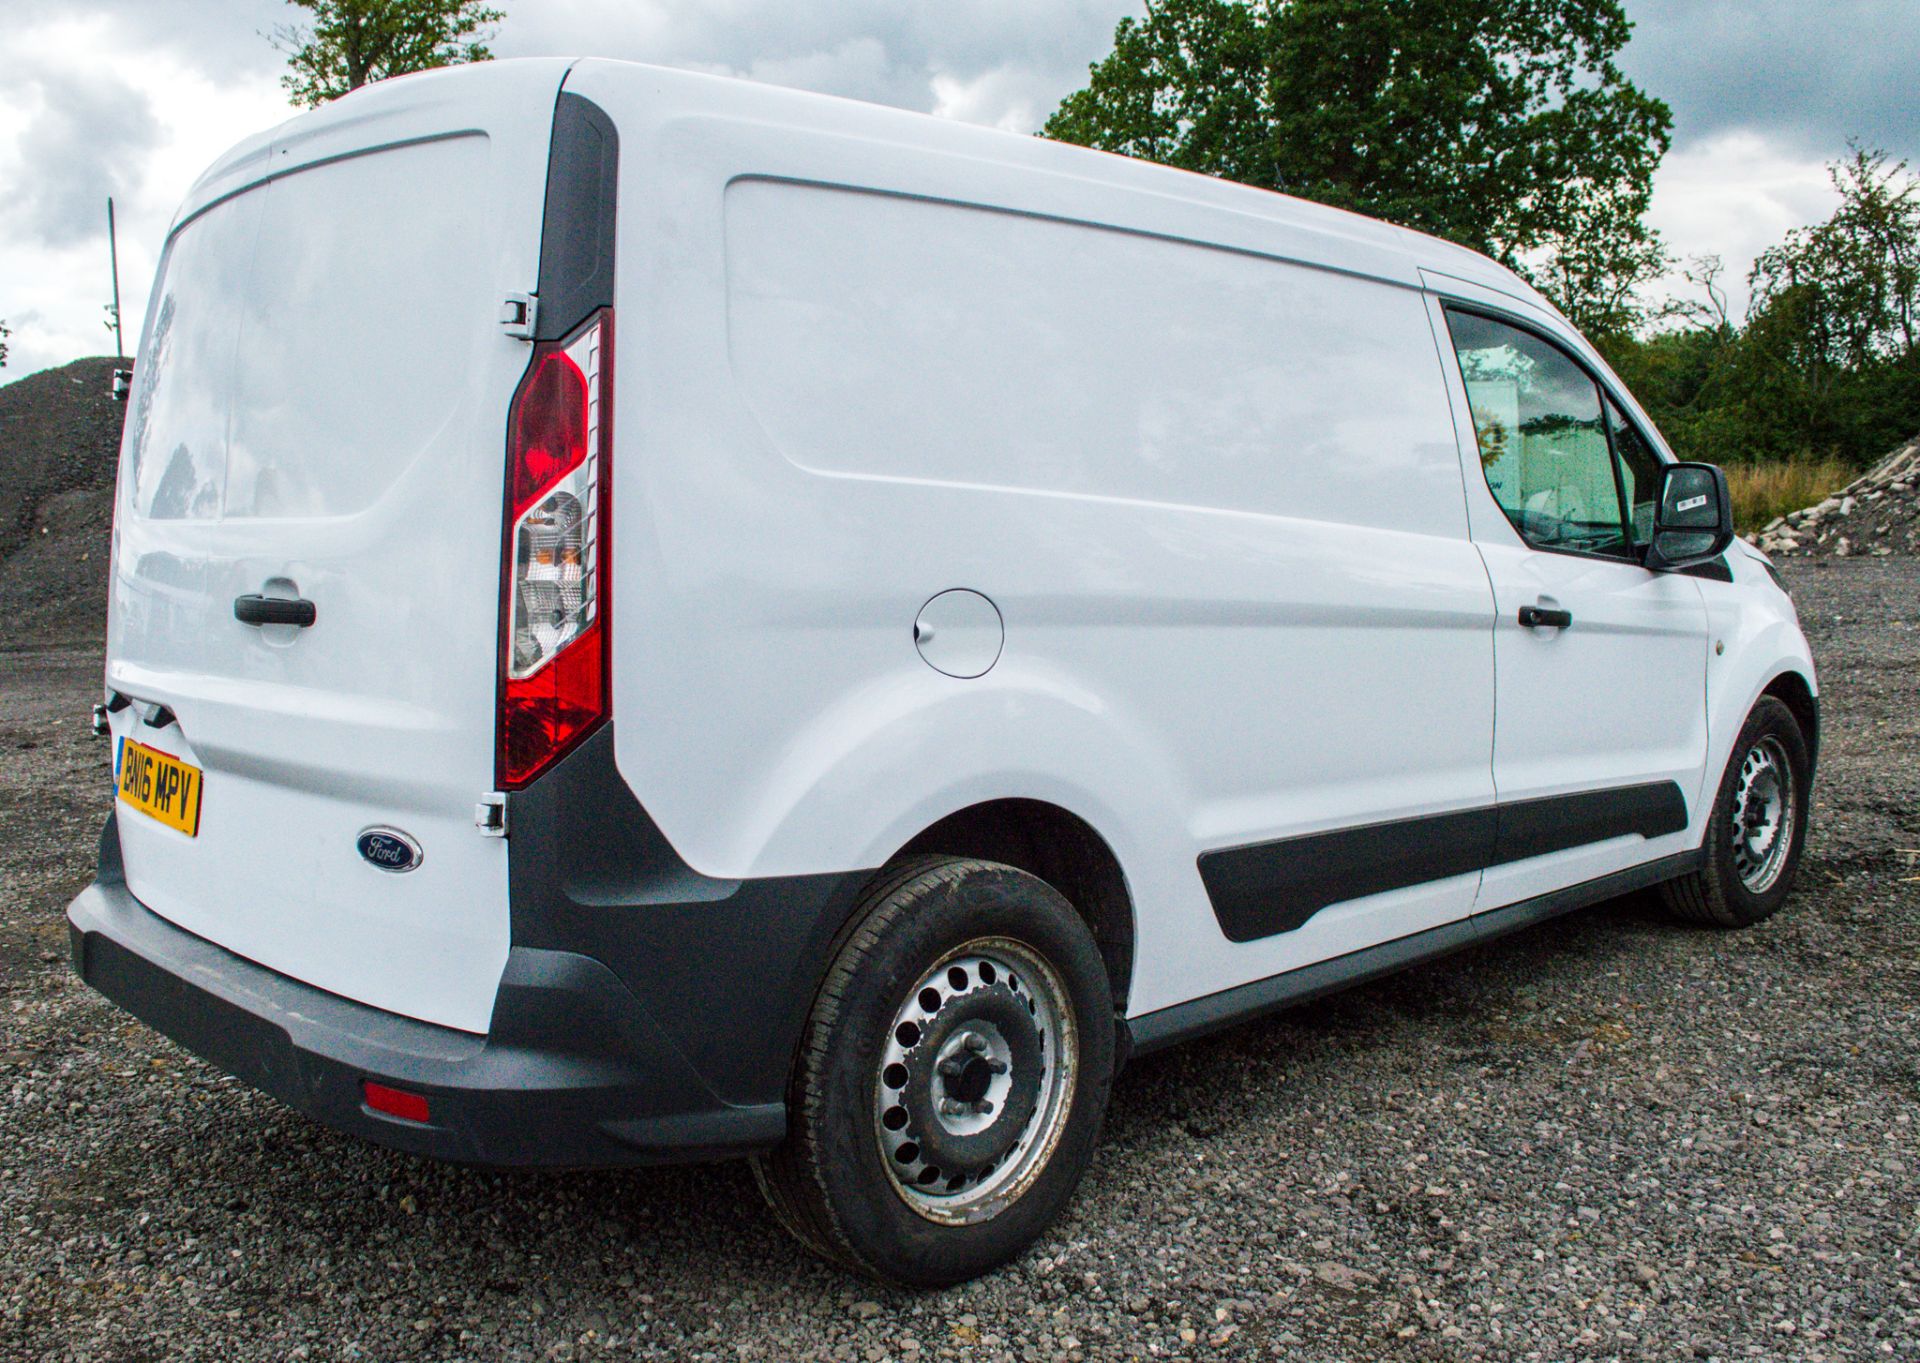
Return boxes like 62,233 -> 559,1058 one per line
272,0 -> 503,108
1608,149 -> 1920,469
1750,147 -> 1920,371
1043,0 -> 1672,339
0,319 -> 9,369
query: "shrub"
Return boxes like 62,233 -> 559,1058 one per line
1724,458 -> 1855,533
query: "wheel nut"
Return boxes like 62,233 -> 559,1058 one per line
964,1034 -> 988,1054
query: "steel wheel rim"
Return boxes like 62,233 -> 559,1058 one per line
1730,735 -> 1795,894
873,936 -> 1078,1225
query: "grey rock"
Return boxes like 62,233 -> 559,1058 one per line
1312,1262 -> 1379,1293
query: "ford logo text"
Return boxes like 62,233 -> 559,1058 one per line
357,828 -> 423,873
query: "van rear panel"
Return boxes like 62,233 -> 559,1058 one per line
105,67 -> 566,1033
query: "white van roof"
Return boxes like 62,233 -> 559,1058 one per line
181,57 -> 1557,319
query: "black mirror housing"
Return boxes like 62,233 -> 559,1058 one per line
1645,462 -> 1734,572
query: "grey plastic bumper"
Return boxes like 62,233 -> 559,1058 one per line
67,825 -> 786,1168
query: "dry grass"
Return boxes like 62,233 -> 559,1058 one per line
1725,458 -> 1855,533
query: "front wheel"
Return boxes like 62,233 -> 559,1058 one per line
752,857 -> 1115,1287
1661,696 -> 1812,927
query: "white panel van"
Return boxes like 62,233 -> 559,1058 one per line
69,59 -> 1819,1286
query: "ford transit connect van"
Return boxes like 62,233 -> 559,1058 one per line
69,58 -> 1818,1286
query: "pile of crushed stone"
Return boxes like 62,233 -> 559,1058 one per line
1756,435 -> 1920,559
0,356 -> 125,647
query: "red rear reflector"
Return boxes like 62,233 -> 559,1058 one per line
363,1081 -> 431,1124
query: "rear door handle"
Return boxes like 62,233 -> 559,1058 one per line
234,594 -> 317,628
1517,604 -> 1573,630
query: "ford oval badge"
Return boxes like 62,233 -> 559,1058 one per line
357,827 -> 423,873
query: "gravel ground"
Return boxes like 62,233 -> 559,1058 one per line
2,558 -> 1916,1363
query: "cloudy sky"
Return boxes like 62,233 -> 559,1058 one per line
2,0 -> 1915,383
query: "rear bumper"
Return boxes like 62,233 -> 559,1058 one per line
67,826 -> 785,1168
70,727 -> 878,1168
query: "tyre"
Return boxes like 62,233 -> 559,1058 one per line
752,856 -> 1116,1287
1661,696 -> 1811,928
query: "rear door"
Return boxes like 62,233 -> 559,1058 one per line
1432,303 -> 1708,907
106,62 -> 569,1033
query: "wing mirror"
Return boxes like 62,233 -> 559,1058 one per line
1644,462 -> 1734,572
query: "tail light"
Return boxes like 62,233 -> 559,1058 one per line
497,311 -> 612,789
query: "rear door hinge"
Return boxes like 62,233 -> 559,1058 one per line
499,292 -> 537,341
475,791 -> 509,838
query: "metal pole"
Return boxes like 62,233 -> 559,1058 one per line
108,197 -> 125,360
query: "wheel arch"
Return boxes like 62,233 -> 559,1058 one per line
892,799 -> 1138,1016
1760,669 -> 1820,772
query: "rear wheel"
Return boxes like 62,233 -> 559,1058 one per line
752,857 -> 1115,1287
1661,696 -> 1811,927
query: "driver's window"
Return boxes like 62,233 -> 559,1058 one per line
1445,310 -> 1628,558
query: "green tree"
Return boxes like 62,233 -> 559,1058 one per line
1729,148 -> 1920,463
1604,150 -> 1920,469
1749,148 -> 1920,369
1044,0 -> 1672,339
1602,280 -> 1750,465
271,0 -> 504,108
0,319 -> 9,369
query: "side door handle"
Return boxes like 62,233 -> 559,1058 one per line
234,594 -> 317,628
1517,604 -> 1573,630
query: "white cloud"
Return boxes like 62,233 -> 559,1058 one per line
2,62 -> 159,248
1621,0 -> 1920,162
1645,131 -> 1842,321
931,66 -> 1063,134
0,9 -> 289,379
707,36 -> 923,112
487,0 -> 1137,117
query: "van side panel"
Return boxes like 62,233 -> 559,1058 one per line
724,180 -> 1466,538
566,64 -> 1499,1017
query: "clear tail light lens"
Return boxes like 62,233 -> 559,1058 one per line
498,311 -> 611,789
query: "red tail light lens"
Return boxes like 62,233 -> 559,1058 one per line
509,352 -> 589,518
498,311 -> 611,789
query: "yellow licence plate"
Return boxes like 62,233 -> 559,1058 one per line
116,737 -> 204,837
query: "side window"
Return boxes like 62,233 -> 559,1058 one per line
1606,398 -> 1663,549
1445,310 -> 1628,557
